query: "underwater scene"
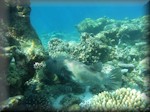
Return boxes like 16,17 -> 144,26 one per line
0,0 -> 150,111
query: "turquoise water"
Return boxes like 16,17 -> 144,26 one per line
0,1 -> 149,111
30,1 -> 147,47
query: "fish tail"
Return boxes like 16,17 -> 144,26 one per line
102,68 -> 122,90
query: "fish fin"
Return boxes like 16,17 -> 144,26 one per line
89,62 -> 103,72
102,68 -> 122,90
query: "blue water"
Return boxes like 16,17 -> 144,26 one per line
30,0 -> 148,45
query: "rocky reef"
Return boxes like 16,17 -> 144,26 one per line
48,16 -> 149,65
47,16 -> 149,111
76,17 -> 110,35
0,0 -> 48,103
0,0 -> 149,111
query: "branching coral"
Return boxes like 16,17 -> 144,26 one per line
80,88 -> 149,111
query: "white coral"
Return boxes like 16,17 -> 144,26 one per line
80,88 -> 149,111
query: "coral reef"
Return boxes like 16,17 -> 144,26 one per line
76,16 -> 147,44
23,90 -> 53,111
47,16 -> 149,108
0,0 -> 149,111
48,33 -> 111,64
76,17 -> 110,34
80,88 -> 149,111
72,34 -> 110,64
48,38 -> 75,58
48,16 -> 148,65
23,79 -> 84,111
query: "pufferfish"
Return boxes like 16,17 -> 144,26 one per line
45,55 -> 122,90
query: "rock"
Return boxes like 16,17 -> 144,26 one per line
0,95 -> 24,111
0,0 -> 48,97
138,57 -> 150,75
76,18 -> 106,34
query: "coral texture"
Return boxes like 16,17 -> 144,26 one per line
80,88 -> 149,111
0,0 -> 48,97
48,16 -> 148,65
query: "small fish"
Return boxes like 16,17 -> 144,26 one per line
45,56 -> 122,90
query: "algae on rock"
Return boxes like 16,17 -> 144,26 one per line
0,0 -> 48,100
